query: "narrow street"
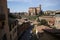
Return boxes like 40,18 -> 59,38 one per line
19,25 -> 34,40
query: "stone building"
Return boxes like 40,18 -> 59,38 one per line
55,11 -> 60,29
36,5 -> 41,15
8,17 -> 18,40
29,7 -> 37,16
0,0 -> 18,40
44,10 -> 55,16
8,11 -> 19,40
0,0 -> 10,40
39,16 -> 55,26
28,5 -> 41,16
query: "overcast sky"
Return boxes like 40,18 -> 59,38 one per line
7,0 -> 60,12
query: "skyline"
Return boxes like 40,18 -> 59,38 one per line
7,0 -> 60,12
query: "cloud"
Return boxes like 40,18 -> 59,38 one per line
41,0 -> 60,10
8,0 -> 60,12
44,0 -> 59,7
8,0 -> 59,5
7,0 -> 33,3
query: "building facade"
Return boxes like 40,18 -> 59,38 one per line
8,18 -> 18,40
39,16 -> 55,26
0,0 -> 10,40
55,11 -> 60,29
28,5 -> 41,16
0,0 -> 18,40
44,10 -> 55,16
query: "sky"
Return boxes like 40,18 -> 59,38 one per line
7,0 -> 60,12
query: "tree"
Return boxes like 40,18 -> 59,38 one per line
37,10 -> 44,17
17,15 -> 22,19
37,18 -> 40,22
40,19 -> 48,26
8,13 -> 17,18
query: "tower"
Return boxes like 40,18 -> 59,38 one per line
39,4 -> 41,11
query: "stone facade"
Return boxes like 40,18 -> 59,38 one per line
44,11 -> 55,16
55,12 -> 60,29
0,0 -> 18,40
28,5 -> 41,16
39,16 -> 55,26
0,0 -> 10,40
8,18 -> 18,40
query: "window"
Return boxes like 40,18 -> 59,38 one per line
58,21 -> 60,23
14,28 -> 16,33
12,24 -> 14,28
15,21 -> 17,25
0,5 -> 3,14
9,24 -> 12,31
1,22 -> 5,29
0,22 -> 5,29
13,28 -> 16,36
0,6 -> 5,20
2,34 -> 7,40
15,20 -> 18,25
15,28 -> 16,32
9,24 -> 11,31
0,6 -> 3,14
10,34 -> 12,40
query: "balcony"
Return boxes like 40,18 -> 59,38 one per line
0,14 -> 5,21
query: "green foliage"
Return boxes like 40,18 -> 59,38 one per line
22,15 -> 38,21
28,16 -> 37,20
37,18 -> 40,22
8,13 -> 17,18
52,26 -> 56,29
37,22 -> 41,26
38,10 -> 44,17
40,19 -> 48,26
18,16 -> 22,19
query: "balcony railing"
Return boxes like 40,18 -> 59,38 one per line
0,14 -> 5,21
